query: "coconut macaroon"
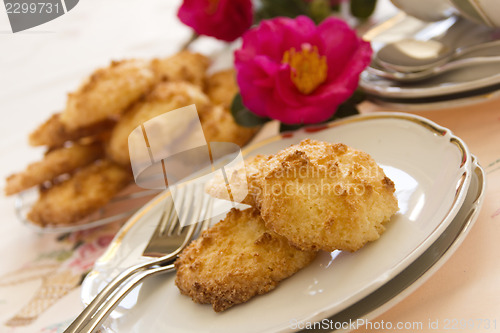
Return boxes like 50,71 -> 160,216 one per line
61,59 -> 157,130
27,160 -> 131,226
201,105 -> 260,153
29,113 -> 116,148
204,69 -> 239,108
204,154 -> 271,207
107,80 -> 259,167
107,81 -> 213,166
258,139 -> 398,252
202,69 -> 259,148
175,208 -> 317,312
5,141 -> 104,195
151,51 -> 210,87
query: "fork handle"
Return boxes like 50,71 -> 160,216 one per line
64,257 -> 175,333
63,264 -> 144,333
78,264 -> 175,333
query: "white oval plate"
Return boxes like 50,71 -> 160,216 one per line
326,157 -> 484,332
81,113 -> 472,333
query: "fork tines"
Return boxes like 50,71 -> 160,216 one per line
142,182 -> 212,258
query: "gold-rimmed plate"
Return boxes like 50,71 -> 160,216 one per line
81,112 -> 473,333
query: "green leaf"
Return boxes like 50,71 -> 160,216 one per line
308,0 -> 332,24
230,93 -> 269,127
255,0 -> 310,22
346,88 -> 367,105
328,101 -> 360,121
322,89 -> 364,122
279,122 -> 304,133
350,0 -> 377,19
330,3 -> 341,12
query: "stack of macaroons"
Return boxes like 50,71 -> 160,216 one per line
5,51 -> 259,226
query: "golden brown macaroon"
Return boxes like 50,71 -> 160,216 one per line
201,105 -> 259,147
27,160 -> 132,226
202,70 -> 259,145
29,113 -> 115,148
151,51 -> 210,87
5,141 -> 104,195
204,154 -> 271,207
258,139 -> 399,252
107,81 -> 213,166
60,59 -> 156,130
204,69 -> 239,108
175,208 -> 317,312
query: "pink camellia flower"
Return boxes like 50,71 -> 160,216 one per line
177,0 -> 253,42
234,16 -> 372,124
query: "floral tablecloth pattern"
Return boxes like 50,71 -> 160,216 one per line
0,223 -> 121,332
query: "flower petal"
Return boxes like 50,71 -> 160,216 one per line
234,15 -> 372,124
177,0 -> 253,42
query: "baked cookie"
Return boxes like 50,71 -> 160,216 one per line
27,160 -> 131,226
61,59 -> 156,130
200,104 -> 259,149
175,208 -> 317,312
107,81 -> 213,166
108,80 -> 258,167
29,113 -> 115,148
151,51 -> 210,87
204,154 -> 271,207
5,141 -> 104,195
258,139 -> 398,252
202,69 -> 259,147
205,69 -> 239,109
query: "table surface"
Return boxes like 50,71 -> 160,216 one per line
1,1 -> 499,332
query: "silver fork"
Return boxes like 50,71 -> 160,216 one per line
64,182 -> 213,333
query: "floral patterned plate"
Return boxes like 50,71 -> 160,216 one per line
82,113 -> 472,333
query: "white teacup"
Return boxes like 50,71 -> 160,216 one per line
448,0 -> 500,27
390,0 -> 456,22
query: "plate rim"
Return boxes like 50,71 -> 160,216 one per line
363,88 -> 500,111
360,70 -> 500,99
82,112 -> 473,332
317,156 -> 485,332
